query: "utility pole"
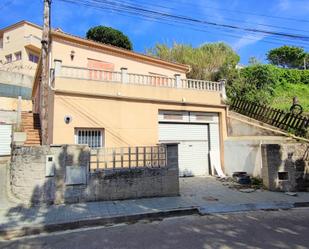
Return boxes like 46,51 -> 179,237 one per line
41,0 -> 51,145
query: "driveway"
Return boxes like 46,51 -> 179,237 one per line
179,176 -> 309,206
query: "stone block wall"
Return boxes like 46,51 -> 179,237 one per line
261,143 -> 309,192
10,144 -> 179,205
10,145 -> 90,204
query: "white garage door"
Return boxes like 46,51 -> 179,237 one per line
0,125 -> 12,156
159,123 -> 209,176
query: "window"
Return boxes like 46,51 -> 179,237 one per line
28,53 -> 39,63
163,113 -> 183,120
75,129 -> 103,148
5,54 -> 12,63
15,51 -> 22,61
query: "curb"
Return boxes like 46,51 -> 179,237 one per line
198,202 -> 295,215
293,202 -> 309,208
0,207 -> 198,240
1,201 -> 309,240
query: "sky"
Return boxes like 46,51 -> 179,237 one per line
0,0 -> 308,65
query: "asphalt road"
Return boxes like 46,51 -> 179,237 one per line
1,208 -> 309,249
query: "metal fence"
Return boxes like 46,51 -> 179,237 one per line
230,98 -> 309,137
90,145 -> 167,171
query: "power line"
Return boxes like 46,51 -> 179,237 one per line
118,0 -> 309,34
163,0 -> 309,23
54,0 -> 309,49
66,0 -> 309,42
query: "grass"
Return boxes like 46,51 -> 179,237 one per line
271,83 -> 309,115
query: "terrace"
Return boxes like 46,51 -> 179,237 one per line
50,61 -> 226,106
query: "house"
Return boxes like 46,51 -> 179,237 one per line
0,21 -> 42,117
0,21 -> 42,155
0,20 -> 42,76
30,26 -> 228,176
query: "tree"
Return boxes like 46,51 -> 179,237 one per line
86,26 -> 133,50
147,42 -> 239,81
248,56 -> 261,65
304,53 -> 309,69
267,45 -> 306,69
227,65 -> 278,104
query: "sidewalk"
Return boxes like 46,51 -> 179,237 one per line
1,176 -> 309,239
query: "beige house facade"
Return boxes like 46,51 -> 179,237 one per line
32,28 -> 228,176
0,21 -> 42,113
0,21 -> 42,76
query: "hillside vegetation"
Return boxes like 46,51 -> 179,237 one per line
226,65 -> 309,115
148,43 -> 308,115
272,83 -> 309,114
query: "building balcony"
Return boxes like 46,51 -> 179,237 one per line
24,34 -> 41,53
51,62 -> 226,107
0,60 -> 37,76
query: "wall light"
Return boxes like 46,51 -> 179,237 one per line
70,50 -> 75,61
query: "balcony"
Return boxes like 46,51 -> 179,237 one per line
57,65 -> 223,92
24,34 -> 41,53
51,64 -> 226,106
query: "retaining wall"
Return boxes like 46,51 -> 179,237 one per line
10,144 -> 179,205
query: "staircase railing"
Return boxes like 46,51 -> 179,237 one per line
230,98 -> 309,138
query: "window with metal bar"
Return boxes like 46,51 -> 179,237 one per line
75,128 -> 103,148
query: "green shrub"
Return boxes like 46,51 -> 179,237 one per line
227,65 -> 309,107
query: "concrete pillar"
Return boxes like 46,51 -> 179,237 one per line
220,79 -> 227,101
54,60 -> 62,77
121,67 -> 128,83
174,74 -> 181,88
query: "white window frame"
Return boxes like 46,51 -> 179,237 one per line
74,128 -> 104,148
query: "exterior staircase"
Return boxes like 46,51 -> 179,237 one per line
21,112 -> 41,146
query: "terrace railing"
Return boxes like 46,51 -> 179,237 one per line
182,79 -> 222,91
230,98 -> 309,137
55,64 -> 223,93
90,145 -> 167,171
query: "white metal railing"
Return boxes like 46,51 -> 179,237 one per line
57,65 -> 223,93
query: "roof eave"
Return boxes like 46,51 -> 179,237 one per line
51,31 -> 190,73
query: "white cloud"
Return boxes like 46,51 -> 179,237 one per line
232,34 -> 266,50
278,0 -> 291,11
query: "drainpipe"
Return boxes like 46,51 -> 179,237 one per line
50,59 -> 62,90
16,96 -> 22,131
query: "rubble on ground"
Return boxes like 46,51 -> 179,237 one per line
216,172 -> 264,192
